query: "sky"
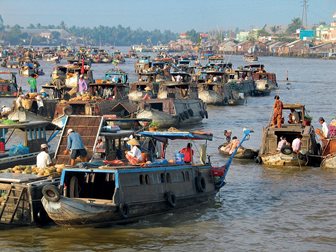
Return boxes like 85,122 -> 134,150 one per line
1,0 -> 336,32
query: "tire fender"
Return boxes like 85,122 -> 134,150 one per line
42,185 -> 60,202
164,191 -> 176,207
195,175 -> 206,193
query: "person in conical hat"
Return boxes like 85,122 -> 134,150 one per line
125,138 -> 143,165
143,86 -> 152,100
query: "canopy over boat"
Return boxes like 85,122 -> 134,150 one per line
139,130 -> 213,142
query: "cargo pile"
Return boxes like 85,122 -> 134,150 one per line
0,164 -> 65,177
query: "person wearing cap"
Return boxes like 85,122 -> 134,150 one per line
36,144 -> 53,169
316,117 -> 329,139
143,86 -> 152,100
78,74 -> 88,95
125,138 -> 143,165
65,129 -> 88,166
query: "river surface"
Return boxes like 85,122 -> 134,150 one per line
0,50 -> 336,251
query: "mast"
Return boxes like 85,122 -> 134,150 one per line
301,0 -> 308,28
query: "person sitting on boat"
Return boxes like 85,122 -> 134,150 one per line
125,138 -> 143,165
143,86 -> 152,100
78,74 -> 88,95
223,136 -> 240,155
288,109 -> 300,124
36,144 -> 53,169
179,143 -> 194,164
271,95 -> 283,128
292,134 -> 303,154
94,138 -> 106,159
277,136 -> 290,151
65,128 -> 88,166
316,117 -> 329,140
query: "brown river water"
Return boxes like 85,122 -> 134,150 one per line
0,50 -> 336,251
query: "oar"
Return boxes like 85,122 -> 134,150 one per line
223,128 -> 253,179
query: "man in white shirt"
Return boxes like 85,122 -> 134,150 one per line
36,144 -> 53,169
292,135 -> 303,154
318,117 -> 329,139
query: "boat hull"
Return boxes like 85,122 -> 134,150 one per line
42,191 -> 216,227
321,155 -> 336,169
198,90 -> 226,105
218,145 -> 258,159
260,153 -> 307,167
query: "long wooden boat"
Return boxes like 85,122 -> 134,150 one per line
41,128 -> 253,227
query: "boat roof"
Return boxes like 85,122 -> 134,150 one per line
139,131 -> 213,141
100,130 -> 134,139
0,120 -> 51,129
0,71 -> 16,75
283,103 -> 305,110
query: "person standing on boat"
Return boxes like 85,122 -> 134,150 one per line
271,95 -> 283,128
316,117 -> 329,139
27,73 -> 37,93
36,144 -> 53,169
78,74 -> 88,95
52,75 -> 65,99
65,128 -> 88,166
179,143 -> 194,164
125,138 -> 143,165
224,130 -> 232,143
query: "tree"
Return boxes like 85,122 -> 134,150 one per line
270,25 -> 280,34
286,17 -> 303,34
185,29 -> 199,43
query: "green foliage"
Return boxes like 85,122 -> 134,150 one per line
185,29 -> 199,43
286,17 -> 303,34
149,121 -> 159,127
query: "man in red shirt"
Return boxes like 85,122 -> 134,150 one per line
180,143 -> 194,164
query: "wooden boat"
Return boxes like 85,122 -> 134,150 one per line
218,144 -> 258,159
244,64 -> 278,95
136,77 -> 208,128
0,113 -> 55,170
0,173 -> 59,226
41,128 -> 253,227
257,104 -> 321,167
128,71 -> 160,102
0,71 -> 18,97
244,53 -> 258,62
197,69 -> 229,105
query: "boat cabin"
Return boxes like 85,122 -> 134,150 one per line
0,71 -> 18,97
0,119 -> 51,170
